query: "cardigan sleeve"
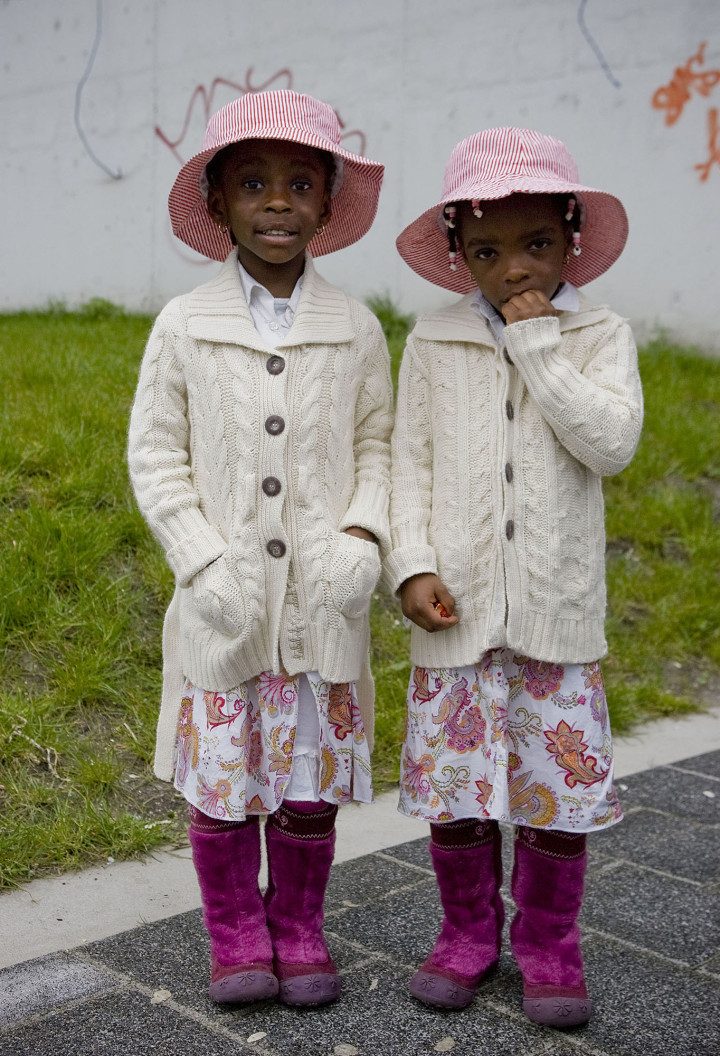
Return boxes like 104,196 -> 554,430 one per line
504,314 -> 644,477
384,336 -> 439,594
127,310 -> 227,587
337,314 -> 394,555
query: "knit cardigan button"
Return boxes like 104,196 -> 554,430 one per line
266,355 -> 285,375
266,539 -> 286,558
265,415 -> 285,435
505,400 -> 514,420
506,519 -> 515,540
505,462 -> 513,483
262,476 -> 281,497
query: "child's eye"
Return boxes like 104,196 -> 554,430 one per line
473,248 -> 496,261
529,238 -> 552,251
292,179 -> 312,192
242,178 -> 264,190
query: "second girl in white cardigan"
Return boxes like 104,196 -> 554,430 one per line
388,127 -> 643,1028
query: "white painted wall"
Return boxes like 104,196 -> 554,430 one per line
2,0 -> 720,349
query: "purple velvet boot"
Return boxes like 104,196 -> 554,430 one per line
264,800 -> 341,1007
409,818 -> 504,1010
510,826 -> 592,1028
188,808 -> 278,1004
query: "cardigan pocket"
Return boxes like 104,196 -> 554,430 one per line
327,531 -> 381,619
191,552 -> 257,641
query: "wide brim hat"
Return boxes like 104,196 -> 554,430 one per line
169,90 -> 384,261
397,127 -> 628,292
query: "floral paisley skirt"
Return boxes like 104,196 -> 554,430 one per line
399,649 -> 622,832
174,670 -> 372,820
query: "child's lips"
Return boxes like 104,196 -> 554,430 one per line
256,226 -> 297,244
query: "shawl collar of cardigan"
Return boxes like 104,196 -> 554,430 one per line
185,251 -> 356,351
412,290 -> 613,345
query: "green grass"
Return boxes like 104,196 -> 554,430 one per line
1,300 -> 718,888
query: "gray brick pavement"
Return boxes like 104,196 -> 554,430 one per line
2,751 -> 718,1056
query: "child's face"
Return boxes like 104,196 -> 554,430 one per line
457,195 -> 570,316
207,139 -> 332,286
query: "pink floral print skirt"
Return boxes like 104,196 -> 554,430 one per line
399,649 -> 622,831
174,670 -> 372,819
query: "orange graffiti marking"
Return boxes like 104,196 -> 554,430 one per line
695,107 -> 720,181
652,42 -> 720,126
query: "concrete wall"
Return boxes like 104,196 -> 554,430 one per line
2,0 -> 720,349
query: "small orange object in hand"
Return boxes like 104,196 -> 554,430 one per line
433,600 -> 450,618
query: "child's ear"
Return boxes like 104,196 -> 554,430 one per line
206,185 -> 225,226
319,193 -> 332,228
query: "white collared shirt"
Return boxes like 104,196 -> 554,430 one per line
471,282 -> 580,344
237,258 -> 303,350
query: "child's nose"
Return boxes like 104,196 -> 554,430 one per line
265,186 -> 292,211
505,256 -> 530,282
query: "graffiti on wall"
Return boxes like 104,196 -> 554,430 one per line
652,42 -> 720,181
156,68 -> 368,164
155,67 -> 368,260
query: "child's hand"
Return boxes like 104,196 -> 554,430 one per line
343,526 -> 378,544
400,573 -> 459,632
502,290 -> 559,324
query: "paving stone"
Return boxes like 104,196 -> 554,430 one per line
213,962 -> 550,1056
583,806 -> 719,884
698,951 -> 720,978
0,954 -> 117,1028
620,765 -> 720,825
668,749 -> 720,779
329,879 -> 442,968
577,934 -> 720,1056
7,750 -> 720,1056
584,862 -> 719,965
83,907 -> 378,1019
326,852 -> 431,911
377,836 -> 433,871
0,988 -> 242,1055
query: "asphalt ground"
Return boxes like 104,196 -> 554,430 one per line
1,718 -> 719,1056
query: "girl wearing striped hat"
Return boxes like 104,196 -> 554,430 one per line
128,90 -> 392,1008
388,127 -> 643,1027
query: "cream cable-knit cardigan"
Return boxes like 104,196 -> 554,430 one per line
128,254 -> 393,780
386,292 -> 643,668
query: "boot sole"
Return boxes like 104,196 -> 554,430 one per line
210,970 -> 279,1004
409,970 -> 476,1010
523,994 -> 593,1028
278,973 -> 341,1007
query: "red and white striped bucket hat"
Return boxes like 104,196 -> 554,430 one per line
169,90 -> 384,261
397,127 -> 628,292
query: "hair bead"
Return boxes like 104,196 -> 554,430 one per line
565,196 -> 577,222
443,205 -> 457,229
572,230 -> 582,256
471,199 -> 483,218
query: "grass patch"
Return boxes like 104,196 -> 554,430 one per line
1,303 -> 718,887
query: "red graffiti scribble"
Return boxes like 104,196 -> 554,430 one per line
155,68 -> 368,164
695,107 -> 720,181
652,42 -> 720,127
155,69 -> 294,164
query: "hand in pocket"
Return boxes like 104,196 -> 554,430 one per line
192,553 -> 247,637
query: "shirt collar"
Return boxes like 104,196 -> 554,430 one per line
470,281 -> 580,343
236,257 -> 304,318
